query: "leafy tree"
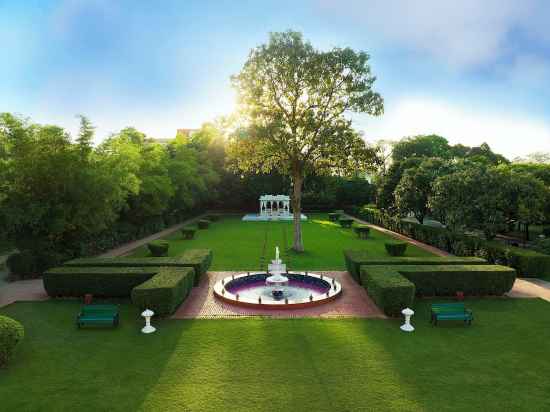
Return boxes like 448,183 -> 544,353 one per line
430,165 -> 508,239
392,135 -> 451,162
375,157 -> 422,211
394,158 -> 450,224
228,31 -> 383,251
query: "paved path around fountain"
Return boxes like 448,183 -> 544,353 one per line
345,214 -> 451,257
172,271 -> 387,319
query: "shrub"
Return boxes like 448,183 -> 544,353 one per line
131,267 -> 194,316
181,227 -> 196,240
0,315 -> 24,368
147,240 -> 169,257
353,225 -> 370,239
198,219 -> 210,229
339,218 -> 353,228
43,266 -> 158,297
208,215 -> 220,222
360,268 -> 415,317
533,238 -> 550,255
543,227 -> 550,237
385,241 -> 408,257
328,213 -> 340,222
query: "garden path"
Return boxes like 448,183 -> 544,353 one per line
0,278 -> 48,308
98,213 -> 207,257
345,214 -> 451,257
507,278 -> 550,302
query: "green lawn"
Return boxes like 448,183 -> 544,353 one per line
1,299 -> 550,411
128,214 -> 434,270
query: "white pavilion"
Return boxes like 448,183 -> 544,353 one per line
242,194 -> 307,221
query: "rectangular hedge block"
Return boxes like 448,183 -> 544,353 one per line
178,249 -> 213,286
505,248 -> 550,278
43,266 -> 159,297
360,268 -> 415,317
131,267 -> 194,316
343,250 -> 487,283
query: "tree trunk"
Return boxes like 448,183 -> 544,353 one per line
291,171 -> 304,252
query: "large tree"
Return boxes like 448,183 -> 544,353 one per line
394,158 -> 451,224
228,31 -> 383,251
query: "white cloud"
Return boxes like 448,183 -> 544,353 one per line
319,0 -> 547,69
358,97 -> 550,159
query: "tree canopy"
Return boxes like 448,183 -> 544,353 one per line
228,30 -> 383,251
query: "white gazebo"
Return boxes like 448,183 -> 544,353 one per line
242,194 -> 307,221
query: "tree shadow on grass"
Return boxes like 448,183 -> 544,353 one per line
0,300 -> 197,411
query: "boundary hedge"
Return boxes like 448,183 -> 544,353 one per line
349,206 -> 550,278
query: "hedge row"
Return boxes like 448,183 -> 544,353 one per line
43,266 -> 159,297
0,315 -> 24,368
343,250 -> 487,283
349,206 -> 550,278
131,267 -> 194,316
64,248 -> 213,286
360,268 -> 415,317
360,264 -> 516,316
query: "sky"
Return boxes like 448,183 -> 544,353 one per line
1,0 -> 550,159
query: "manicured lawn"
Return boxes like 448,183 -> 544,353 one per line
1,299 -> 550,411
128,214 -> 434,270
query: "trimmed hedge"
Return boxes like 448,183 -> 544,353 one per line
385,241 -> 407,257
505,247 -> 550,278
64,249 -> 213,286
352,205 -> 550,278
328,213 -> 340,222
353,225 -> 370,239
207,215 -> 220,222
339,218 -> 354,228
360,264 -> 516,316
179,249 -> 213,285
0,315 -> 24,368
43,266 -> 159,297
181,227 -> 196,240
147,240 -> 169,257
198,219 -> 210,229
131,267 -> 194,316
343,250 -> 487,283
360,268 -> 415,317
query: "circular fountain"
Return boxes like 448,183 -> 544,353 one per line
213,247 -> 342,309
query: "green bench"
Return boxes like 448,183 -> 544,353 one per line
77,304 -> 119,328
431,303 -> 473,326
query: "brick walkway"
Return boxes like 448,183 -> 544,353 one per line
172,271 -> 386,319
98,213 -> 207,257
346,214 -> 451,257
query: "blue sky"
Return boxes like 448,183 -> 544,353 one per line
1,0 -> 549,158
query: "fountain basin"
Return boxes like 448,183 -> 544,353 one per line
214,272 -> 342,309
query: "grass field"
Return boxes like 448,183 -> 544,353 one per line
1,299 -> 550,411
128,214 -> 434,270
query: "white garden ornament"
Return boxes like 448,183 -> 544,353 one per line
242,194 -> 307,221
400,307 -> 415,332
141,309 -> 156,334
